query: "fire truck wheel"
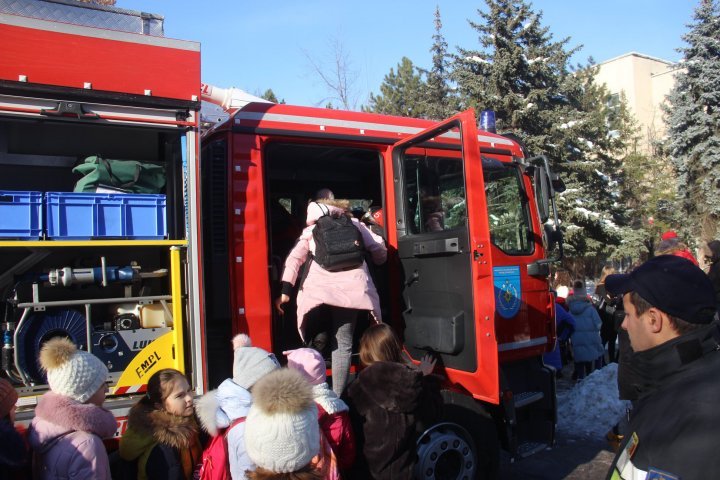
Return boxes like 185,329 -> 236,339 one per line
415,422 -> 476,480
439,389 -> 500,479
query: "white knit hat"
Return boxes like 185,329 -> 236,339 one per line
245,368 -> 320,473
232,334 -> 280,390
40,338 -> 108,403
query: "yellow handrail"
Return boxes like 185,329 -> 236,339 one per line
170,246 -> 185,372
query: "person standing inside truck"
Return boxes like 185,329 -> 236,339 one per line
605,255 -> 720,480
275,188 -> 387,396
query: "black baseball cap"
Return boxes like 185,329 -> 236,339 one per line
606,255 -> 718,324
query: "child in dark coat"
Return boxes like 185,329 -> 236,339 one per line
346,324 -> 442,480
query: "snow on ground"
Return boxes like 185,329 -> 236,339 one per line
557,363 -> 630,438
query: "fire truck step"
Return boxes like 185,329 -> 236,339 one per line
513,390 -> 544,408
516,441 -> 549,458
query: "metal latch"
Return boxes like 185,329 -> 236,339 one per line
40,101 -> 99,120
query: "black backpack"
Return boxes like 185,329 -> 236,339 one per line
312,203 -> 365,271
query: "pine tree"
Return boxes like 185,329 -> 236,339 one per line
420,6 -> 459,119
664,0 -> 720,239
452,0 -> 632,264
261,89 -> 279,103
364,57 -> 428,117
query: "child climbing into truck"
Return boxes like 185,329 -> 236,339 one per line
275,189 -> 387,396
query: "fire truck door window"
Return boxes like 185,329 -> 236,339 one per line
403,155 -> 466,235
483,163 -> 533,255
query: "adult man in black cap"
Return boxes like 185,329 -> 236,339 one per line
605,255 -> 720,480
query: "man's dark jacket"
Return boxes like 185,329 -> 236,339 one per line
607,322 -> 720,480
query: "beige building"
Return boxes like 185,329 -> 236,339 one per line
595,52 -> 681,154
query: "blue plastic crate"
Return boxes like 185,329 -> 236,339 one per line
46,192 -> 166,240
0,190 -> 43,239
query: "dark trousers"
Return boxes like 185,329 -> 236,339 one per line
574,361 -> 593,380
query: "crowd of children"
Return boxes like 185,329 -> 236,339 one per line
0,190 -> 446,479
0,324 -> 440,480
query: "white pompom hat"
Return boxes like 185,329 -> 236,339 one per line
244,368 -> 320,473
40,338 -> 108,403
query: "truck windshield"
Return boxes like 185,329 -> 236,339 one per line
483,161 -> 534,255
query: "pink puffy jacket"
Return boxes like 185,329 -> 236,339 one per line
281,202 -> 387,340
28,392 -> 116,480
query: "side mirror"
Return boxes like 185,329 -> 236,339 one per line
528,155 -> 564,264
544,224 -> 563,251
550,171 -> 566,193
533,165 -> 551,223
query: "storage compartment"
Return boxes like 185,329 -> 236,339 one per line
0,190 -> 43,239
0,93 -> 192,398
46,192 -> 166,240
0,116 -> 186,241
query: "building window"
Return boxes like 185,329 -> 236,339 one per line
607,93 -> 621,124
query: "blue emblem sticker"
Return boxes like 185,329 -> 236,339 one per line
493,266 -> 521,319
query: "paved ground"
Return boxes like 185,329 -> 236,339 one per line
499,433 -> 614,479
498,364 -> 616,480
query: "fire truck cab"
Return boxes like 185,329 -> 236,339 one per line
201,101 -> 564,478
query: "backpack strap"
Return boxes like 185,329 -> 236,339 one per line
225,416 -> 246,437
315,201 -> 330,217
222,417 -> 246,475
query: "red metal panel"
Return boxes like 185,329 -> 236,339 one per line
229,133 -> 273,351
0,22 -> 199,100
232,103 -> 525,156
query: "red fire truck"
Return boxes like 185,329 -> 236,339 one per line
1,1 -> 564,478
199,93 -> 564,477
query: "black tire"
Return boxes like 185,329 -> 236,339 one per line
415,422 -> 477,480
440,390 -> 500,480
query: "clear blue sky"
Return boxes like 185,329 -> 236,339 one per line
118,0 -> 696,108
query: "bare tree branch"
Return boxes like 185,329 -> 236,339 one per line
303,38 -> 359,110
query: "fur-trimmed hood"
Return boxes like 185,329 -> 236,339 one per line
123,401 -> 199,456
195,378 -> 252,436
350,361 -> 424,413
28,391 -> 116,451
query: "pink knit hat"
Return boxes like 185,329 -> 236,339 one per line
0,378 -> 18,418
283,348 -> 326,385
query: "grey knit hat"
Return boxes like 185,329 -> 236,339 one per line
231,334 -> 280,390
